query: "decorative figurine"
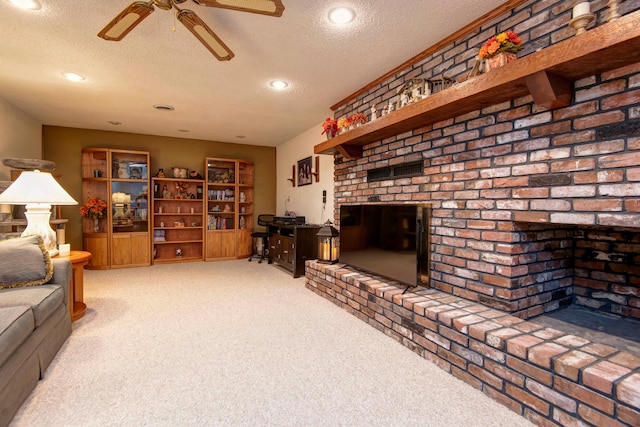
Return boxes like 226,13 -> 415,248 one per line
189,170 -> 203,180
176,247 -> 182,257
400,92 -> 409,107
370,104 -> 377,121
154,168 -> 165,178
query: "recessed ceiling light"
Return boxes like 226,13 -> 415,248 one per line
236,135 -> 246,139
328,7 -> 355,25
153,104 -> 175,111
107,121 -> 122,126
178,129 -> 190,133
62,72 -> 85,82
269,80 -> 288,90
8,0 -> 41,10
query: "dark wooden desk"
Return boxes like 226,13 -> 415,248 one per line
267,223 -> 321,278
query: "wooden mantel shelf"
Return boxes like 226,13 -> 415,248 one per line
315,11 -> 640,159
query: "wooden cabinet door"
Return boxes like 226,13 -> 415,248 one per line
282,236 -> 295,267
220,230 -> 236,258
207,231 -> 236,259
131,234 -> 150,265
83,234 -> 108,269
112,233 -> 150,267
237,229 -> 252,258
111,234 -> 132,266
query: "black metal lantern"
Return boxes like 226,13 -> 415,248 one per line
317,220 -> 339,264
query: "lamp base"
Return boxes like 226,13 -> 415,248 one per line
22,203 -> 58,256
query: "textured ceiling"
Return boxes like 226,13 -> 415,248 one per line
0,0 -> 506,146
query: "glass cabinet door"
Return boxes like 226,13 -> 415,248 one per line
110,150 -> 149,234
111,180 -> 149,233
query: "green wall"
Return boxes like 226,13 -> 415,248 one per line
43,126 -> 276,251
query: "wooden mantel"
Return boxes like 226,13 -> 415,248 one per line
315,10 -> 640,159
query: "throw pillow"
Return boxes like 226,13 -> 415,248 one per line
0,235 -> 53,289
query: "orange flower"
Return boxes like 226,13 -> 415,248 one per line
478,30 -> 523,59
487,40 -> 501,55
321,118 -> 338,136
349,113 -> 367,125
79,197 -> 108,219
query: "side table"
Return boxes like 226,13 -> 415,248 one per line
58,250 -> 92,321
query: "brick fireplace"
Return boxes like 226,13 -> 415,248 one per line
307,1 -> 640,425
324,1 -> 640,322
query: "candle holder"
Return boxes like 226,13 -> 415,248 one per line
608,0 -> 621,22
287,165 -> 296,186
569,12 -> 594,36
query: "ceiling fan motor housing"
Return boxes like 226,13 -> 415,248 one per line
152,0 -> 173,10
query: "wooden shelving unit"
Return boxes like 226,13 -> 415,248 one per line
315,11 -> 640,159
151,178 -> 205,264
204,158 -> 254,260
81,148 -> 150,269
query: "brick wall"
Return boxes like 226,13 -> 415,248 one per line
306,261 -> 640,426
330,0 -> 640,319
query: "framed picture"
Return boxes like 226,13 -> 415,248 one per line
297,156 -> 312,186
128,166 -> 143,179
127,163 -> 147,179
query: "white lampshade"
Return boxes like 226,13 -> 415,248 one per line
0,169 -> 77,255
112,192 -> 130,204
0,170 -> 77,205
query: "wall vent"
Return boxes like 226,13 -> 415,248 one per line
367,161 -> 423,182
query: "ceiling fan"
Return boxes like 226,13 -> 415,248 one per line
98,0 -> 285,61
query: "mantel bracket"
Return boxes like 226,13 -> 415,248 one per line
336,144 -> 363,160
525,70 -> 572,109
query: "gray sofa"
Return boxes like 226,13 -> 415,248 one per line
0,236 -> 72,427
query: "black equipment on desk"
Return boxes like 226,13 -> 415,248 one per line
272,216 -> 305,226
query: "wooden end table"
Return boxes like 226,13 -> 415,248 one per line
58,250 -> 92,321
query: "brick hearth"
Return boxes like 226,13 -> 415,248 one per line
306,261 -> 640,426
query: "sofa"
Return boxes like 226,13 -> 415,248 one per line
0,235 -> 72,427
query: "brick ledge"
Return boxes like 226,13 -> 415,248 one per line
305,261 -> 640,426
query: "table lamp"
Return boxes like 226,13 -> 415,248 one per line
0,169 -> 77,256
112,191 -> 131,223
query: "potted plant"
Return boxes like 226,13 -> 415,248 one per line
79,197 -> 108,232
337,116 -> 352,133
321,117 -> 338,139
478,30 -> 522,70
350,113 -> 367,127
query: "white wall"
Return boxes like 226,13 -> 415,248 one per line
0,97 -> 42,180
276,123 -> 335,225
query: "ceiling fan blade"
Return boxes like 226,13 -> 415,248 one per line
177,9 -> 235,61
192,0 -> 284,17
98,1 -> 155,41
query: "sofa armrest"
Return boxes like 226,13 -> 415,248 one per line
50,258 -> 72,309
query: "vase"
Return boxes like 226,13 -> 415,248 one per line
486,52 -> 517,70
93,218 -> 100,233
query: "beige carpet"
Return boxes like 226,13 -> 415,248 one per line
11,261 -> 533,427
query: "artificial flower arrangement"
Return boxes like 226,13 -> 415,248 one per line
337,116 -> 352,131
321,117 -> 338,137
79,197 -> 108,219
350,113 -> 367,125
478,30 -> 523,59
